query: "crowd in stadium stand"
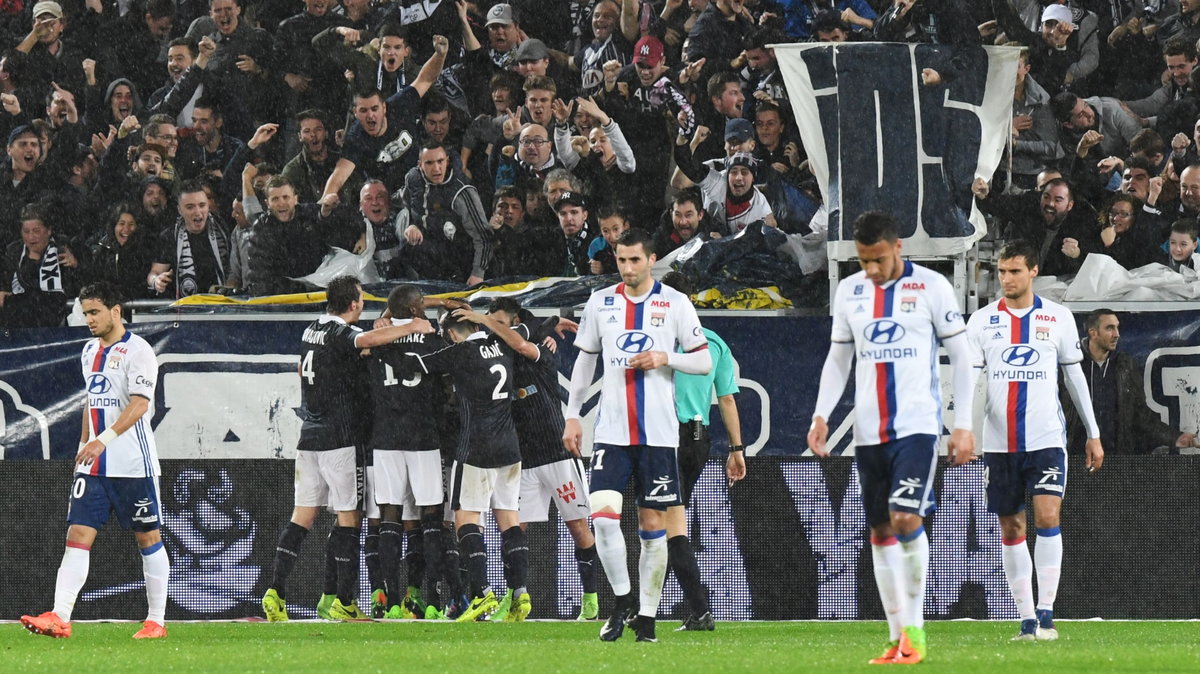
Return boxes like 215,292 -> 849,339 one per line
3,0 -> 1200,328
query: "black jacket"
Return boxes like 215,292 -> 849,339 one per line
1062,344 -> 1179,454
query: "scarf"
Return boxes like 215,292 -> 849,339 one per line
376,59 -> 407,94
175,216 -> 228,297
12,239 -> 62,294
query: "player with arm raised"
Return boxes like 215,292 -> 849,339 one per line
965,240 -> 1103,642
807,212 -> 977,665
262,276 -> 433,623
408,307 -> 538,622
562,227 -> 712,643
21,282 -> 170,640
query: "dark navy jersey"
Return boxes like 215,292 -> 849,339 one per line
297,315 -> 371,451
413,331 -> 521,468
367,321 -> 450,452
510,322 -> 571,469
342,86 -> 423,192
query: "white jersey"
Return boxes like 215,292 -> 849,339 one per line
78,330 -> 160,478
831,262 -> 965,445
966,296 -> 1082,453
575,281 -> 707,447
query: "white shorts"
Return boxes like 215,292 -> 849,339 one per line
364,465 -> 380,519
519,458 -> 591,523
402,463 -> 455,522
374,449 -> 443,507
295,446 -> 360,512
451,461 -> 521,513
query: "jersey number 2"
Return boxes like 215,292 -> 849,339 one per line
489,364 -> 508,400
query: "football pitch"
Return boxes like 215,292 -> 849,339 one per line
3,620 -> 1196,672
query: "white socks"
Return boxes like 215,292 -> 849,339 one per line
1002,536 -> 1036,620
637,531 -> 667,618
592,514 -> 630,596
1034,528 -> 1062,611
871,537 -> 903,640
896,526 -> 928,629
141,542 -> 171,624
53,544 -> 91,622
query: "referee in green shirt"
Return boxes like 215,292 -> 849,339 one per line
661,272 -> 746,631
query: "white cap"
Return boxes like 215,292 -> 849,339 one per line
1041,4 -> 1074,26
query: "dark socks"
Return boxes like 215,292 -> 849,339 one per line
331,525 -> 360,605
668,535 -> 709,615
404,527 -> 425,590
441,526 -> 464,596
364,524 -> 381,592
270,521 -> 309,597
322,531 -> 337,595
457,523 -> 489,599
575,544 -> 599,594
420,512 -> 445,596
379,521 -> 404,603
500,526 -> 529,594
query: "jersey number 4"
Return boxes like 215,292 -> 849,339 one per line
301,350 -> 315,385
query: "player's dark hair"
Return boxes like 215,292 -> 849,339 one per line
1171,219 -> 1199,241
1085,308 -> 1117,333
387,284 -> 424,318
616,227 -> 655,257
79,281 -> 124,309
853,211 -> 899,245
997,240 -> 1040,270
326,275 -> 361,314
488,297 -> 522,318
661,271 -> 696,297
441,310 -> 474,336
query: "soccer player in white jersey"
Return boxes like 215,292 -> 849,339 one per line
563,227 -> 711,643
808,212 -> 977,665
965,240 -> 1103,642
20,283 -> 170,640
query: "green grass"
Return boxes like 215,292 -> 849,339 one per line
3,620 -> 1197,672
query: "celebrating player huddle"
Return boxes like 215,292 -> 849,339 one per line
20,218 -> 1104,655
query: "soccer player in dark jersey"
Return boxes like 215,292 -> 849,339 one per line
367,284 -> 465,620
262,276 -> 433,622
485,298 -> 601,622
409,308 -> 541,621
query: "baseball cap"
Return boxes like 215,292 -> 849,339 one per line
728,152 -> 757,170
486,3 -> 515,27
512,38 -> 549,63
32,1 -> 63,19
1041,4 -> 1074,26
7,123 -> 37,146
725,118 -> 754,144
554,191 -> 588,211
633,36 -> 665,69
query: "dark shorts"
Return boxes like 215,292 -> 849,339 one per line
855,434 -> 938,527
68,474 -> 161,532
676,421 -> 711,506
588,443 -> 681,510
984,448 -> 1067,516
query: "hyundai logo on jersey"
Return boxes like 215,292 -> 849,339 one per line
617,331 -> 654,353
1001,345 -> 1040,367
864,320 -> 905,345
87,374 -> 112,395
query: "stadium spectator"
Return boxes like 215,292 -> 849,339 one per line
88,202 -> 154,301
553,190 -> 596,277
399,140 -> 491,284
972,176 -> 1097,277
354,179 -> 408,281
488,184 -> 562,277
587,204 -> 630,275
674,127 -> 775,235
552,95 -> 638,222
1051,92 -> 1142,167
175,98 -> 244,182
313,21 -> 420,108
1010,45 -> 1063,191
1163,219 -> 1200,271
281,109 -> 352,205
1063,309 -> 1197,454
148,180 -> 232,298
655,189 -> 716,256
243,176 -> 328,297
570,0 -> 633,97
185,0 -> 275,129
1061,193 -> 1156,270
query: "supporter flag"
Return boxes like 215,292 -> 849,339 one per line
774,44 -> 1019,257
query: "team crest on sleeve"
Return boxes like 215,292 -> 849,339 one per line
1036,327 -> 1050,341
900,296 -> 917,312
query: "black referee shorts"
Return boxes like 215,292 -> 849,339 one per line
677,421 -> 711,505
